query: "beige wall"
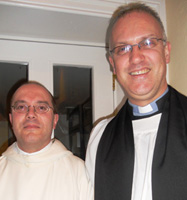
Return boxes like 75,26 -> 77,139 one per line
166,0 -> 187,96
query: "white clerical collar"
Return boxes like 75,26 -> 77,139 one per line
15,139 -> 54,156
129,87 -> 169,117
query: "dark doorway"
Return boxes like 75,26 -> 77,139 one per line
0,62 -> 28,155
53,66 -> 93,160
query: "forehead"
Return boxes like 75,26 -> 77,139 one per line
111,11 -> 162,44
12,84 -> 52,104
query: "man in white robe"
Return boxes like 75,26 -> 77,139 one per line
0,81 -> 93,200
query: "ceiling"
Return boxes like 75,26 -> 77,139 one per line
0,2 -> 111,46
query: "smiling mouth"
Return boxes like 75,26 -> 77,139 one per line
130,68 -> 150,76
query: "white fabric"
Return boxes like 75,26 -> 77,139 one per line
138,104 -> 153,114
0,139 -> 93,200
85,117 -> 113,186
14,140 -> 53,155
131,114 -> 161,200
85,114 -> 161,200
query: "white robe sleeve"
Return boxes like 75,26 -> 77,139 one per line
85,118 -> 113,186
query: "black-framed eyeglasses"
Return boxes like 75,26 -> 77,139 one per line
110,37 -> 166,56
11,103 -> 54,114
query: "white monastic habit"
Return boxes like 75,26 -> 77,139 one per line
0,139 -> 93,200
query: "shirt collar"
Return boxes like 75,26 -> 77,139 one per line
15,139 -> 54,156
129,87 -> 169,117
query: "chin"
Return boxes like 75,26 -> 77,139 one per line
132,86 -> 152,96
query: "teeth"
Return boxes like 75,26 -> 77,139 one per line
130,68 -> 150,75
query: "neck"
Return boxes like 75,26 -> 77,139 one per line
16,140 -> 54,155
129,87 -> 169,117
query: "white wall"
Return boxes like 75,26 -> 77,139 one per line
166,0 -> 187,96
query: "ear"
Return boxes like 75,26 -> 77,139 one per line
165,41 -> 171,64
9,113 -> 13,125
53,114 -> 59,129
109,55 -> 116,74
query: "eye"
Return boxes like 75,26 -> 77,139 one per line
36,104 -> 48,113
15,104 -> 26,111
141,38 -> 157,48
116,45 -> 132,55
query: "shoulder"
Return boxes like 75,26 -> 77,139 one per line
85,117 -> 113,186
169,86 -> 187,108
1,142 -> 16,157
86,117 -> 114,154
0,143 -> 17,167
53,139 -> 85,168
89,117 -> 114,145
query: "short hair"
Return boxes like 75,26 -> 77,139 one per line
107,2 -> 166,49
9,81 -> 57,114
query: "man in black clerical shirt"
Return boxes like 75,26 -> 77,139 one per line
85,2 -> 187,200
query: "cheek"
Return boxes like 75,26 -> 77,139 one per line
10,115 -> 24,135
156,53 -> 167,72
41,115 -> 56,129
114,57 -> 128,74
147,49 -> 166,67
11,114 -> 23,127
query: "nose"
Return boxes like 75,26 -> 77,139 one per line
26,106 -> 37,119
129,45 -> 145,65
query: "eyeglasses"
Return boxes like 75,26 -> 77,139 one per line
110,38 -> 166,56
11,103 -> 54,114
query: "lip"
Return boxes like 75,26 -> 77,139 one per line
23,122 -> 40,129
130,68 -> 150,76
24,125 -> 40,130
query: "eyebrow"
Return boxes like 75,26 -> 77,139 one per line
114,34 -> 157,46
13,100 -> 26,105
37,101 -> 50,105
13,100 -> 50,106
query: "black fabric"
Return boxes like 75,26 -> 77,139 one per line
95,86 -> 187,200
